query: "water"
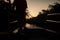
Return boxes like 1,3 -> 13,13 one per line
13,23 -> 57,33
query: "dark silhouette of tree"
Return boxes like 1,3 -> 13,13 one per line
0,0 -> 12,32
0,0 -> 27,33
47,3 -> 60,21
27,2 -> 60,32
49,3 -> 60,13
0,0 -> 16,32
45,3 -> 60,33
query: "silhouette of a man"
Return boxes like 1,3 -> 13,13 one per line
13,0 -> 27,31
13,0 -> 27,40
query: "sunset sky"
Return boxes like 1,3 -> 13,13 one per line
10,0 -> 60,17
26,0 -> 59,17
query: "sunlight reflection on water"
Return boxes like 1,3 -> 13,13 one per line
13,23 -> 36,33
13,23 -> 56,33
26,23 -> 39,29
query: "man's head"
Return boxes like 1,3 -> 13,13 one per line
14,0 -> 27,10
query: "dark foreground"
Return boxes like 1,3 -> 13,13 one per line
0,29 -> 60,40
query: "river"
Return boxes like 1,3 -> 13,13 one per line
13,23 -> 56,34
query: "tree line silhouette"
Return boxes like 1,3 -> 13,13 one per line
27,2 -> 60,34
